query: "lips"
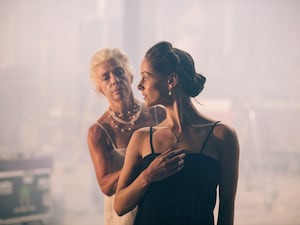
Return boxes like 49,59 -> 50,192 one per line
113,89 -> 121,93
112,86 -> 123,94
142,93 -> 147,100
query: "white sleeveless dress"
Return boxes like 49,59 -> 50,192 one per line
96,122 -> 137,225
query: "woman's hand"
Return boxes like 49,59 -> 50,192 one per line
144,148 -> 186,183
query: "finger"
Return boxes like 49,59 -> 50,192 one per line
162,150 -> 183,161
156,149 -> 185,167
167,163 -> 184,176
167,152 -> 186,162
158,151 -> 185,166
159,148 -> 176,157
164,157 -> 185,170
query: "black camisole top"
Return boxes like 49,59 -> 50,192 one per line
133,122 -> 220,225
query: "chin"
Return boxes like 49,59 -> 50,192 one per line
144,102 -> 151,107
143,100 -> 152,107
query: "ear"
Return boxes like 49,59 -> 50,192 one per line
167,73 -> 178,89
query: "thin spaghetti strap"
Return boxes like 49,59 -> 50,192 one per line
149,126 -> 155,154
95,122 -> 118,150
199,121 -> 221,153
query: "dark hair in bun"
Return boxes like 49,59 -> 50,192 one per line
145,41 -> 206,97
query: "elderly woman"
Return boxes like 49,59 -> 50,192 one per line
87,48 -> 165,225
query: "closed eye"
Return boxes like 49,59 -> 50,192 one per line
113,67 -> 125,77
101,72 -> 110,81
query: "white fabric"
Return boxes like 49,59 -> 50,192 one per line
104,195 -> 137,225
96,122 -> 137,225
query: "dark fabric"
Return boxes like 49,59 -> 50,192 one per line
134,122 -> 221,225
134,154 -> 219,225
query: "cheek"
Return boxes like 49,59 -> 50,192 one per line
94,83 -> 102,94
148,83 -> 167,99
154,82 -> 167,94
97,82 -> 110,96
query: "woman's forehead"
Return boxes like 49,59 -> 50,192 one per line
141,58 -> 160,75
97,59 -> 123,71
141,58 -> 152,70
105,58 -> 124,68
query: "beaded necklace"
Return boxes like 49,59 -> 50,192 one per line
108,100 -> 142,132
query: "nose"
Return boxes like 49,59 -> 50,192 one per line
110,73 -> 120,84
137,80 -> 144,91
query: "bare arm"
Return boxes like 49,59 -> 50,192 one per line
216,124 -> 240,225
87,124 -> 123,196
114,128 -> 185,216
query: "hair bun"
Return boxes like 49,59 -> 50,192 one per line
184,73 -> 206,97
196,73 -> 206,87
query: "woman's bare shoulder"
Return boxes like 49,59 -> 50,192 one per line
212,122 -> 239,159
131,126 -> 152,139
212,122 -> 237,141
87,112 -> 110,143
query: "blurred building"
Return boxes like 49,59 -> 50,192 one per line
0,0 -> 300,224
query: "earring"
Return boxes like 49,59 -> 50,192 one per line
168,90 -> 172,96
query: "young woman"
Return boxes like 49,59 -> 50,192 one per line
87,48 -> 165,225
114,41 -> 239,225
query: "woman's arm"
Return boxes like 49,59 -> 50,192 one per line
114,129 -> 151,216
216,124 -> 240,225
87,124 -> 123,196
114,128 -> 185,216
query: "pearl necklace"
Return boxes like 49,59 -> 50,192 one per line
108,100 -> 142,132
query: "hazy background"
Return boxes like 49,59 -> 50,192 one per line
1,0 -> 300,224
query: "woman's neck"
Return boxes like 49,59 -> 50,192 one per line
164,99 -> 197,131
109,95 -> 136,115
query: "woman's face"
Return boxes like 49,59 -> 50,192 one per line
95,58 -> 133,102
138,58 -> 169,107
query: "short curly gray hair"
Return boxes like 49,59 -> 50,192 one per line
90,48 -> 134,93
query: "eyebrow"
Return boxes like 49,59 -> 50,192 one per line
141,71 -> 152,76
99,66 -> 124,76
100,71 -> 109,77
113,66 -> 124,71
